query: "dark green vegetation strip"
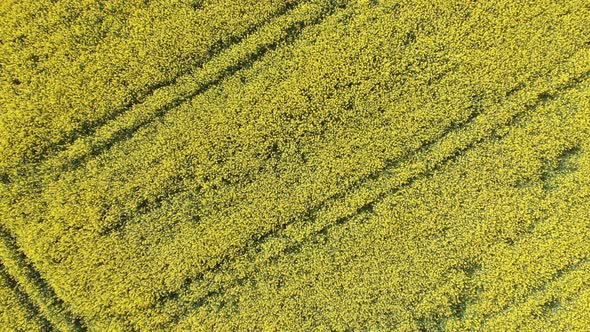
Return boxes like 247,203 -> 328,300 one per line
0,262 -> 52,332
0,226 -> 85,331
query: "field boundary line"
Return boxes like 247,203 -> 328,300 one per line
0,262 -> 54,331
0,225 -> 86,331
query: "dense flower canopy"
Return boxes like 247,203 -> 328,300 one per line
1,0 -> 589,330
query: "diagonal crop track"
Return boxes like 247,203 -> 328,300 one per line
2,3 -> 589,331
152,56 -> 590,328
71,0 -> 582,240
88,0 -> 584,238
31,0 -> 304,170
0,225 -> 86,332
43,0 -> 342,175
0,262 -> 53,331
481,258 -> 590,328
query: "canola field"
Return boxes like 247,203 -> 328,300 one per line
1,0 -> 590,330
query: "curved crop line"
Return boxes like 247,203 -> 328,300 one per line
0,225 -> 86,332
0,262 -> 54,331
154,67 -> 590,328
36,0 -> 304,167
45,0 -> 340,175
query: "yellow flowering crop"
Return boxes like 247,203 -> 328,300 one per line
1,0 -> 589,330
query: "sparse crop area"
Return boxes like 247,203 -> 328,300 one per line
1,0 -> 590,331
